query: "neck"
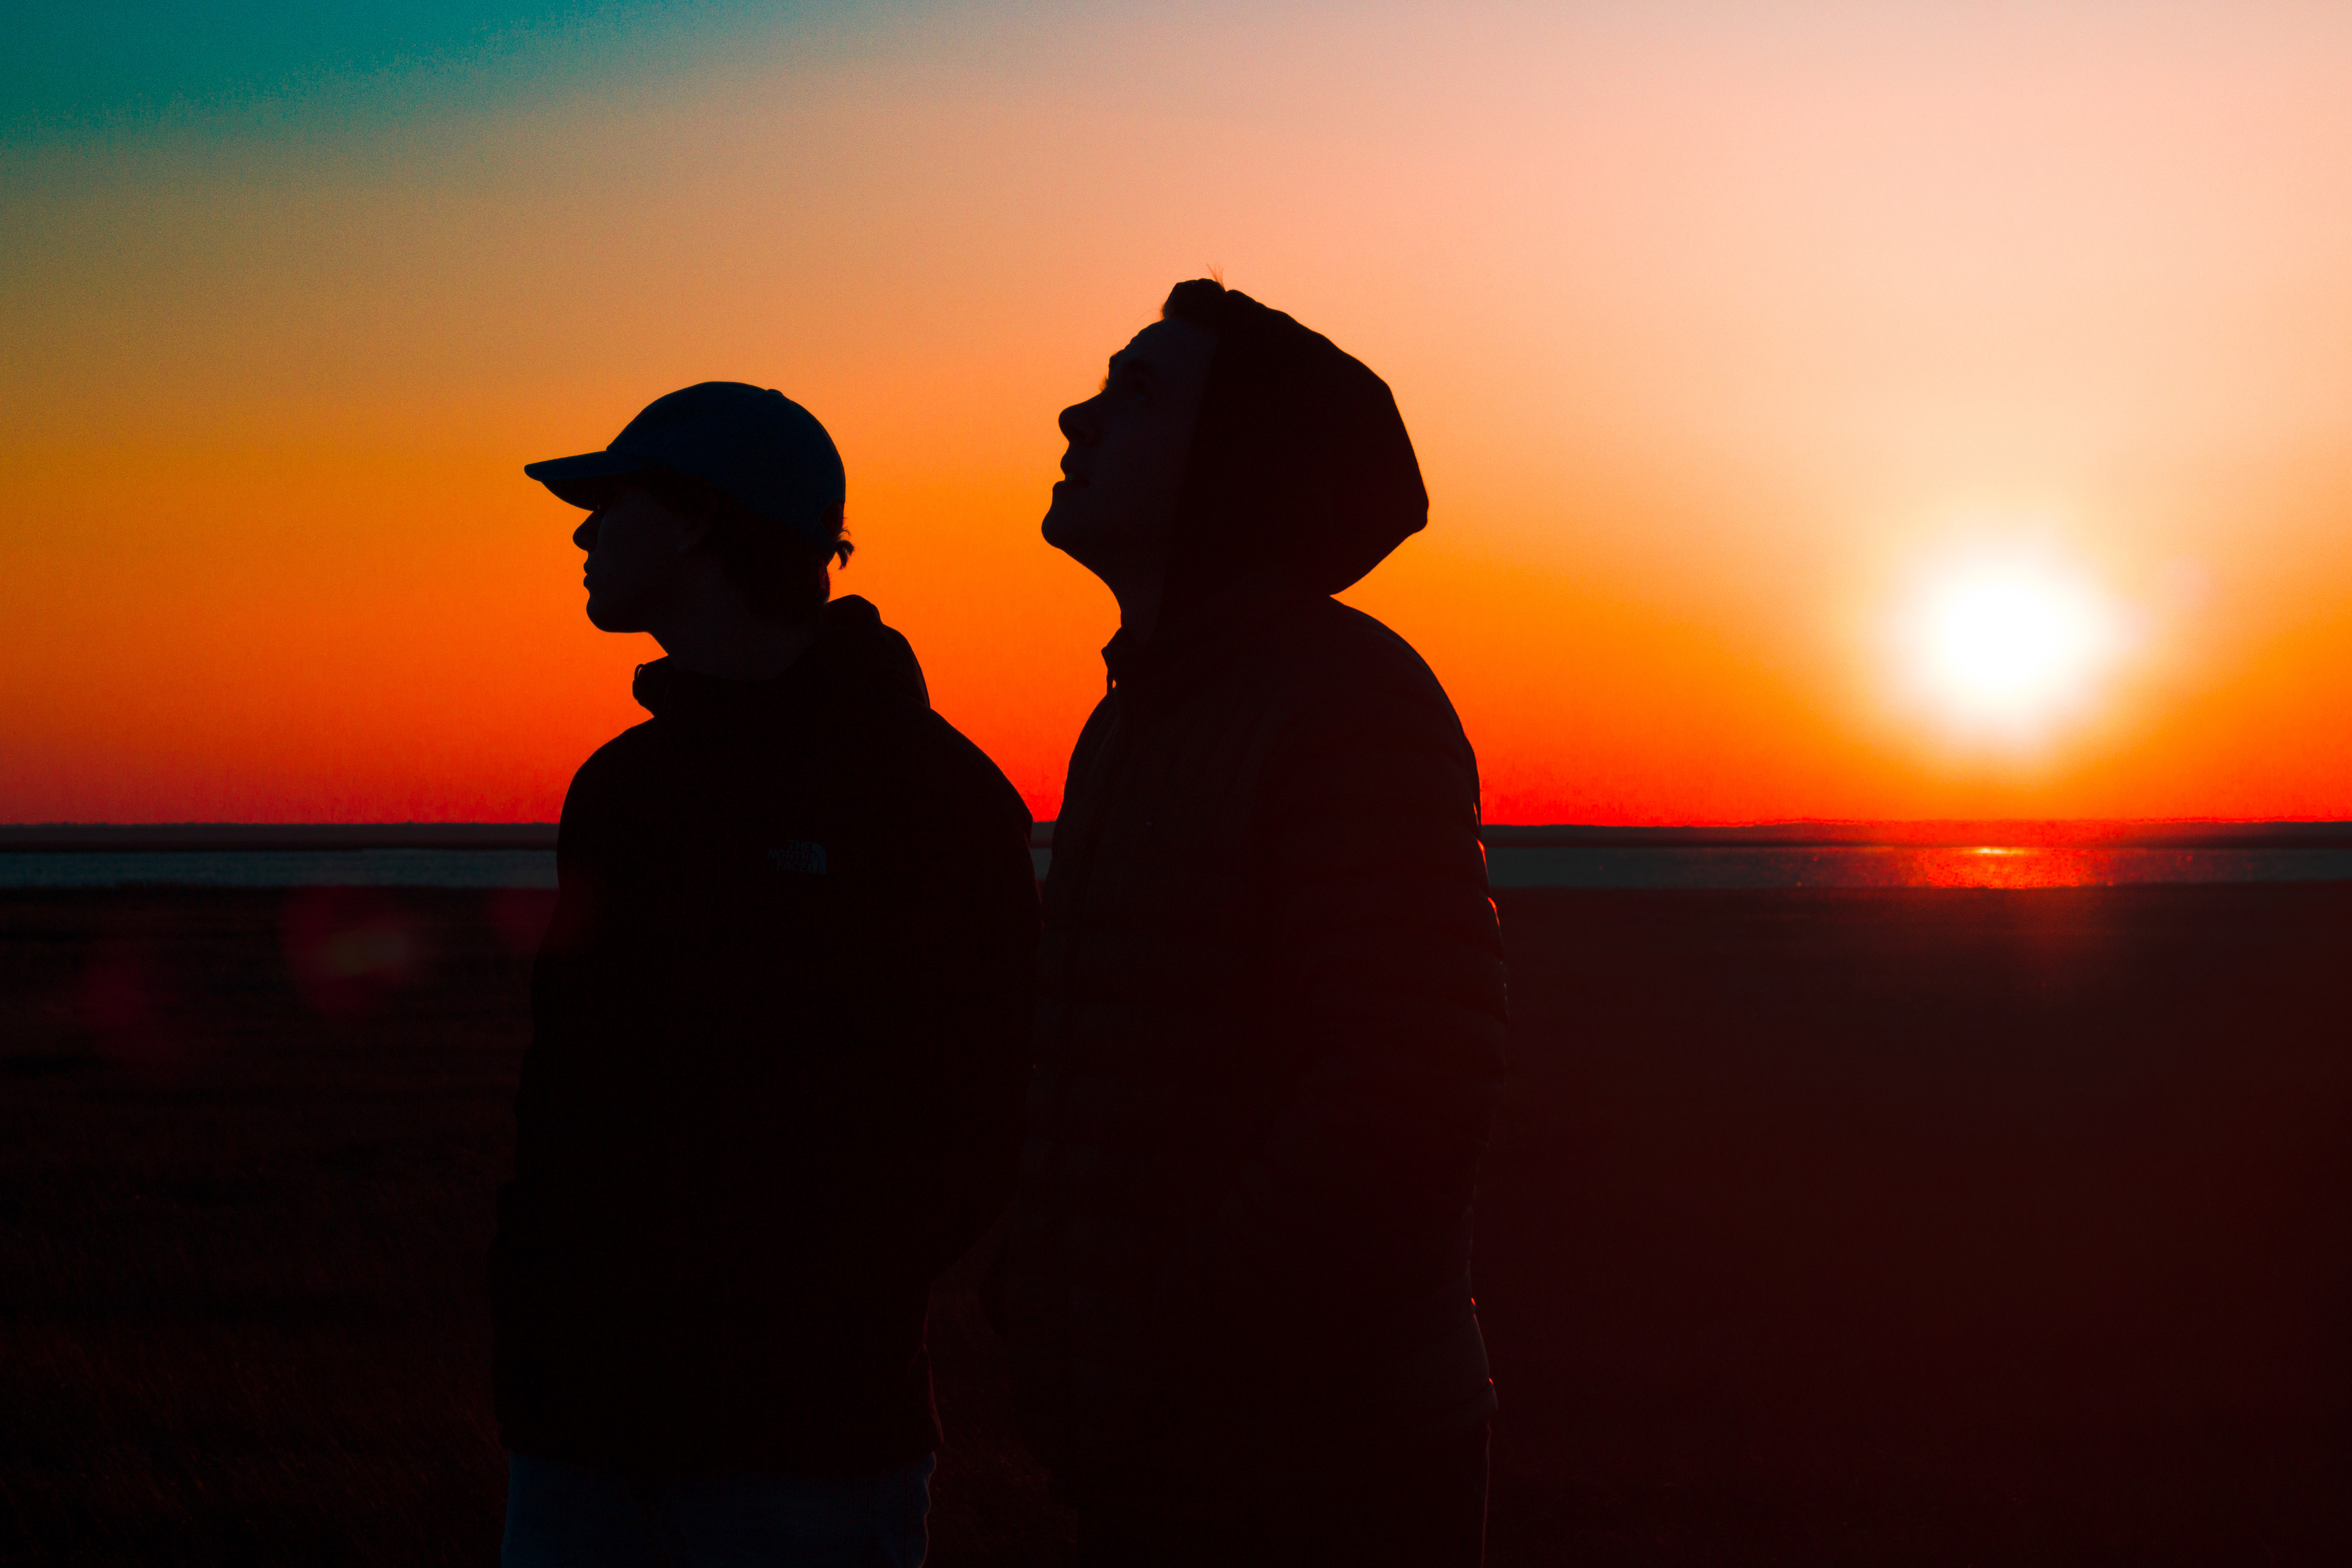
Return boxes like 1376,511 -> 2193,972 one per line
647,576 -> 818,679
1089,551 -> 1170,647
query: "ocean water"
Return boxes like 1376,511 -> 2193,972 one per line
4,844 -> 2350,890
1480,845 -> 2352,890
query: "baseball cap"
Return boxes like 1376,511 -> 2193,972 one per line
524,382 -> 846,543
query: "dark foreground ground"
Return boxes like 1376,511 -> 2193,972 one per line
2,883 -> 2347,1565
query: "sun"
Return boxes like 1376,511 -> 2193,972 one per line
1898,550 -> 2126,738
1923,574 -> 2104,707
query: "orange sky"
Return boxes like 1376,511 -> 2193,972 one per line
6,1 -> 2351,824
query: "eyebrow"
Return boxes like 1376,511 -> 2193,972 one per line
1103,350 -> 1160,389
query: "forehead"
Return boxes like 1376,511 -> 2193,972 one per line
1111,317 -> 1213,372
584,474 -> 648,507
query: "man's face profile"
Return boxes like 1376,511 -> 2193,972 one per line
1042,317 -> 1217,574
572,483 -> 701,633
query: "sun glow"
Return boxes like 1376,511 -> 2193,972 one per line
1896,548 -> 2129,743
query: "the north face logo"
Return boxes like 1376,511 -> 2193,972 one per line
769,841 -> 828,875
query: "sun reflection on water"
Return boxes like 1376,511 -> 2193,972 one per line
1915,848 -> 2111,887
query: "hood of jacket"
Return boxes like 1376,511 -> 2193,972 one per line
1159,286 -> 1428,625
630,594 -> 930,722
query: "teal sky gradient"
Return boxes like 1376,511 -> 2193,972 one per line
4,1 -> 869,139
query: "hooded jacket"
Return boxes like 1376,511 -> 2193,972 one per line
493,594 -> 1039,1478
992,287 -> 1510,1506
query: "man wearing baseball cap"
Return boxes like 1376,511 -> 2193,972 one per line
493,383 -> 1039,1566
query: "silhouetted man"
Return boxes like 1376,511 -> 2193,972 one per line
495,383 -> 1038,1567
991,283 -> 1510,1565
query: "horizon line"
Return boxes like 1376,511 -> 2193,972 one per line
6,820 -> 2352,853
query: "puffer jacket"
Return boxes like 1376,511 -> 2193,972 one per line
995,284 -> 1510,1506
991,574 -> 1510,1504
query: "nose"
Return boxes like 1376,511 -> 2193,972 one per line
572,511 -> 601,553
1057,397 -> 1098,446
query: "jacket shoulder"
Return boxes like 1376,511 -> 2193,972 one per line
881,705 -> 1034,837
1283,597 -> 1462,727
559,719 -> 660,823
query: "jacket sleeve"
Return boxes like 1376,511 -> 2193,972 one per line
1175,656 -> 1509,1359
838,751 -> 1042,1286
507,742 -> 623,1196
494,736 -> 626,1360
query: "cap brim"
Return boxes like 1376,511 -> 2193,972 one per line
523,450 -> 647,509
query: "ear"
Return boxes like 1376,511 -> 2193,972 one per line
630,487 -> 707,555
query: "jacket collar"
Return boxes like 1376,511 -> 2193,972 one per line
631,651 -> 813,727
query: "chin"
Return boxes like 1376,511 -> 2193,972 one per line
1041,496 -> 1095,556
583,596 -> 644,635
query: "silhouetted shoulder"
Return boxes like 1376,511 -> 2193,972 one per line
557,719 -> 662,830
820,596 -> 1030,837
1282,596 -> 1468,740
887,706 -> 1034,840
580,717 -> 663,773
